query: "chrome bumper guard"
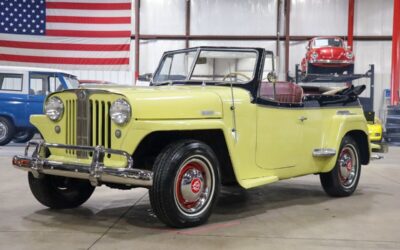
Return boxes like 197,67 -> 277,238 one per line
12,141 -> 153,187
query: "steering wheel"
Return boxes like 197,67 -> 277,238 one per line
222,72 -> 251,82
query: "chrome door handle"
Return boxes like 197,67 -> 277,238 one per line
299,116 -> 308,122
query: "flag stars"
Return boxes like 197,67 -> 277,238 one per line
0,0 -> 45,35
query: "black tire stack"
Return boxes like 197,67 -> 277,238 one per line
385,106 -> 400,145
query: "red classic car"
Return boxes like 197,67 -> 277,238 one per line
301,37 -> 354,75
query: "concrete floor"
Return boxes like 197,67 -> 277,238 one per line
0,143 -> 399,250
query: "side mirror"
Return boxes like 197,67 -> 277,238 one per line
267,72 -> 277,83
306,45 -> 310,50
138,73 -> 153,82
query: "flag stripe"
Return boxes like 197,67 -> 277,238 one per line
46,30 -> 131,38
0,61 -> 130,70
46,2 -> 131,10
1,34 -> 130,44
46,16 -> 131,24
0,47 -> 129,58
0,40 -> 129,51
46,23 -> 131,31
0,54 -> 129,65
46,9 -> 132,17
47,0 -> 131,3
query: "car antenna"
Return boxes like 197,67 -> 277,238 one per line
230,81 -> 238,143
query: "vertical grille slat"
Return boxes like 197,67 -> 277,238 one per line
107,102 -> 111,150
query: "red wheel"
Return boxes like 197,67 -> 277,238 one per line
174,156 -> 214,216
320,136 -> 361,197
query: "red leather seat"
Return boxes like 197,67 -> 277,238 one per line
259,82 -> 303,104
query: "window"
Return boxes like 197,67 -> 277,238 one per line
49,76 -> 63,92
0,73 -> 23,91
153,51 -> 197,82
30,73 -> 51,95
313,38 -> 343,48
190,50 -> 257,83
261,53 -> 274,81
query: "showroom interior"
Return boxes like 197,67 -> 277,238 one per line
0,0 -> 400,249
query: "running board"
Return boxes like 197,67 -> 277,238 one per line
312,148 -> 336,157
240,176 -> 279,189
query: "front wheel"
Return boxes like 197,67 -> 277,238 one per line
149,140 -> 220,228
13,130 -> 35,143
320,136 -> 361,197
28,173 -> 95,209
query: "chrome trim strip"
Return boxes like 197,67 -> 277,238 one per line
312,148 -> 336,157
313,59 -> 353,64
13,141 -> 152,187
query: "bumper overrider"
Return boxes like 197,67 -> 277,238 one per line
12,141 -> 153,187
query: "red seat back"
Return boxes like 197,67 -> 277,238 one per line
260,82 -> 303,103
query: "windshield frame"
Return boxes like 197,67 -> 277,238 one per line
152,47 -> 261,86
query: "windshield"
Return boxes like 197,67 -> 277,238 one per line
153,49 -> 258,84
313,38 -> 343,48
62,74 -> 80,89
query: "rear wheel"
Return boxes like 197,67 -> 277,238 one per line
150,140 -> 220,228
28,173 -> 95,209
320,136 -> 361,197
0,117 -> 15,146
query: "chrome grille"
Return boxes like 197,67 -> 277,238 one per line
64,91 -> 112,159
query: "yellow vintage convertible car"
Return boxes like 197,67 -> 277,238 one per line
13,47 -> 371,228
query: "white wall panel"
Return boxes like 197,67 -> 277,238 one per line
291,0 -> 348,36
191,0 -> 277,35
140,0 -> 186,35
354,0 -> 393,36
353,41 -> 392,116
140,40 -> 186,74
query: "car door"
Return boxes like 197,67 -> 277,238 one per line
255,104 -> 304,170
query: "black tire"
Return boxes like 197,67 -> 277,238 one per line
0,117 -> 16,146
149,140 -> 220,228
28,173 -> 95,209
13,130 -> 35,143
320,136 -> 361,197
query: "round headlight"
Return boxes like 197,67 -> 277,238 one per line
45,96 -> 64,121
345,51 -> 354,59
110,99 -> 131,125
311,51 -> 318,60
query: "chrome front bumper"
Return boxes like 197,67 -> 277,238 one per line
12,141 -> 153,187
311,59 -> 353,64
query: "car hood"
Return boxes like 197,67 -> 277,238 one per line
86,85 -> 226,120
313,47 -> 346,60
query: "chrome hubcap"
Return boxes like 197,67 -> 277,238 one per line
0,122 -> 7,141
174,156 -> 213,215
338,146 -> 358,187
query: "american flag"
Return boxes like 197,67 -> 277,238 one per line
0,0 -> 132,70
